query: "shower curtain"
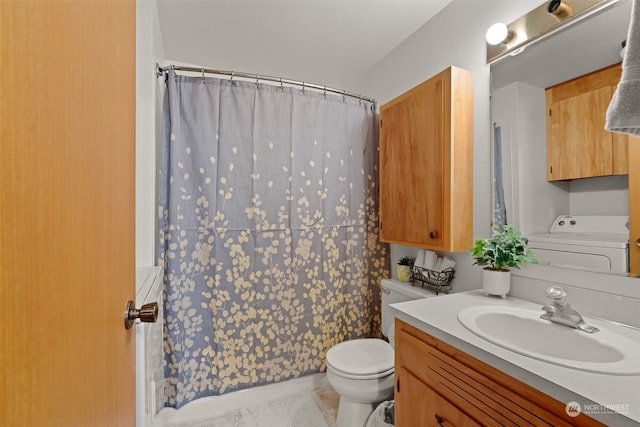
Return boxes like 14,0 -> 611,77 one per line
158,71 -> 389,408
493,125 -> 507,229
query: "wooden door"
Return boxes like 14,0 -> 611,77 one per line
0,2 -> 136,426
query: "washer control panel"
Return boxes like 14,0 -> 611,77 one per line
549,215 -> 629,234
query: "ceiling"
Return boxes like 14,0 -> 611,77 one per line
156,0 -> 452,89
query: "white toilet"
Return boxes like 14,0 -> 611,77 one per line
326,278 -> 437,427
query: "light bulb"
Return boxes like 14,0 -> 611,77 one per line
486,23 -> 509,46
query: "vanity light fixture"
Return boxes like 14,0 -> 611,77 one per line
485,23 -> 515,46
487,0 -> 621,64
547,0 -> 573,20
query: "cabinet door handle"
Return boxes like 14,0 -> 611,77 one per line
429,231 -> 438,239
435,414 -> 445,426
636,238 -> 640,248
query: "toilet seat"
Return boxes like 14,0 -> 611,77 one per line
326,338 -> 394,380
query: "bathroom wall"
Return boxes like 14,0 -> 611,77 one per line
492,81 -> 570,235
352,1 -> 540,291
136,2 -> 166,425
569,176 -> 629,215
136,0 -> 166,273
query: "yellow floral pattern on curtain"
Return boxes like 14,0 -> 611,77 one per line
159,71 -> 389,408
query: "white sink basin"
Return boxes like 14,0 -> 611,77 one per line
458,305 -> 640,375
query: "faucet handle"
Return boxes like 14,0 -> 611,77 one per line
545,286 -> 567,306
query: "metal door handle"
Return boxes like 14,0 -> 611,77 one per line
124,300 -> 158,329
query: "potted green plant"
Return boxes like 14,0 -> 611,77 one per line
397,256 -> 414,282
470,225 -> 537,298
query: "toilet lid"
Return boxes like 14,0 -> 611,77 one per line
326,338 -> 394,377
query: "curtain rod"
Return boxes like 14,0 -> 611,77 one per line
156,63 -> 376,105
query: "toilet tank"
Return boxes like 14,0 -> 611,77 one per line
381,278 -> 437,340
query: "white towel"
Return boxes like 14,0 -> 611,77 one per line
414,250 -> 425,270
605,0 -> 640,136
422,250 -> 437,270
439,255 -> 456,272
434,256 -> 443,272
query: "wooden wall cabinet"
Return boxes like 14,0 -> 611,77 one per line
394,319 -> 605,427
379,66 -> 473,251
546,63 -> 628,181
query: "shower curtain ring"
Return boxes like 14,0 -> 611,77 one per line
342,90 -> 346,102
323,86 -> 327,97
171,64 -> 177,81
230,72 -> 234,81
302,82 -> 305,92
202,67 -> 205,84
280,78 -> 284,90
255,74 -> 260,87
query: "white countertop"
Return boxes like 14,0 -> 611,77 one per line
391,290 -> 640,426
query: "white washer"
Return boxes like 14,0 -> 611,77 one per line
526,215 -> 629,273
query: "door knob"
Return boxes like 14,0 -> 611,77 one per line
636,238 -> 640,248
124,300 -> 158,330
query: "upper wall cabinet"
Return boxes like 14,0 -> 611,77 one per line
379,66 -> 473,252
546,63 -> 628,181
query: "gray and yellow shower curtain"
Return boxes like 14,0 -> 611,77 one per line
158,71 -> 389,408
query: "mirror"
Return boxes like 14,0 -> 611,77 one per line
489,0 -> 635,276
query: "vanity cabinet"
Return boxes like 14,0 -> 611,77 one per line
379,66 -> 473,251
394,319 -> 605,427
546,63 -> 627,181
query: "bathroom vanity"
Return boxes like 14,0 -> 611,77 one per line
391,291 -> 640,426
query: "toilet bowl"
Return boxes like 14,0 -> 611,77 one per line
326,338 -> 395,427
325,278 -> 438,427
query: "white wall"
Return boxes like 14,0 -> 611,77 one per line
353,1 -> 539,292
136,0 -> 166,273
136,3 -> 166,425
492,81 -> 570,235
570,176 -> 629,215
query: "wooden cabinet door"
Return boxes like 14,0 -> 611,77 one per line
546,86 -> 613,180
612,132 -> 629,175
396,367 -> 480,427
0,2 -> 136,426
395,320 -> 605,427
380,76 -> 445,247
379,66 -> 472,251
546,63 -> 625,181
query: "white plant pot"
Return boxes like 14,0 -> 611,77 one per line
481,269 -> 511,299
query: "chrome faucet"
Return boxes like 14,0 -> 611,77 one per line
540,286 -> 599,333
